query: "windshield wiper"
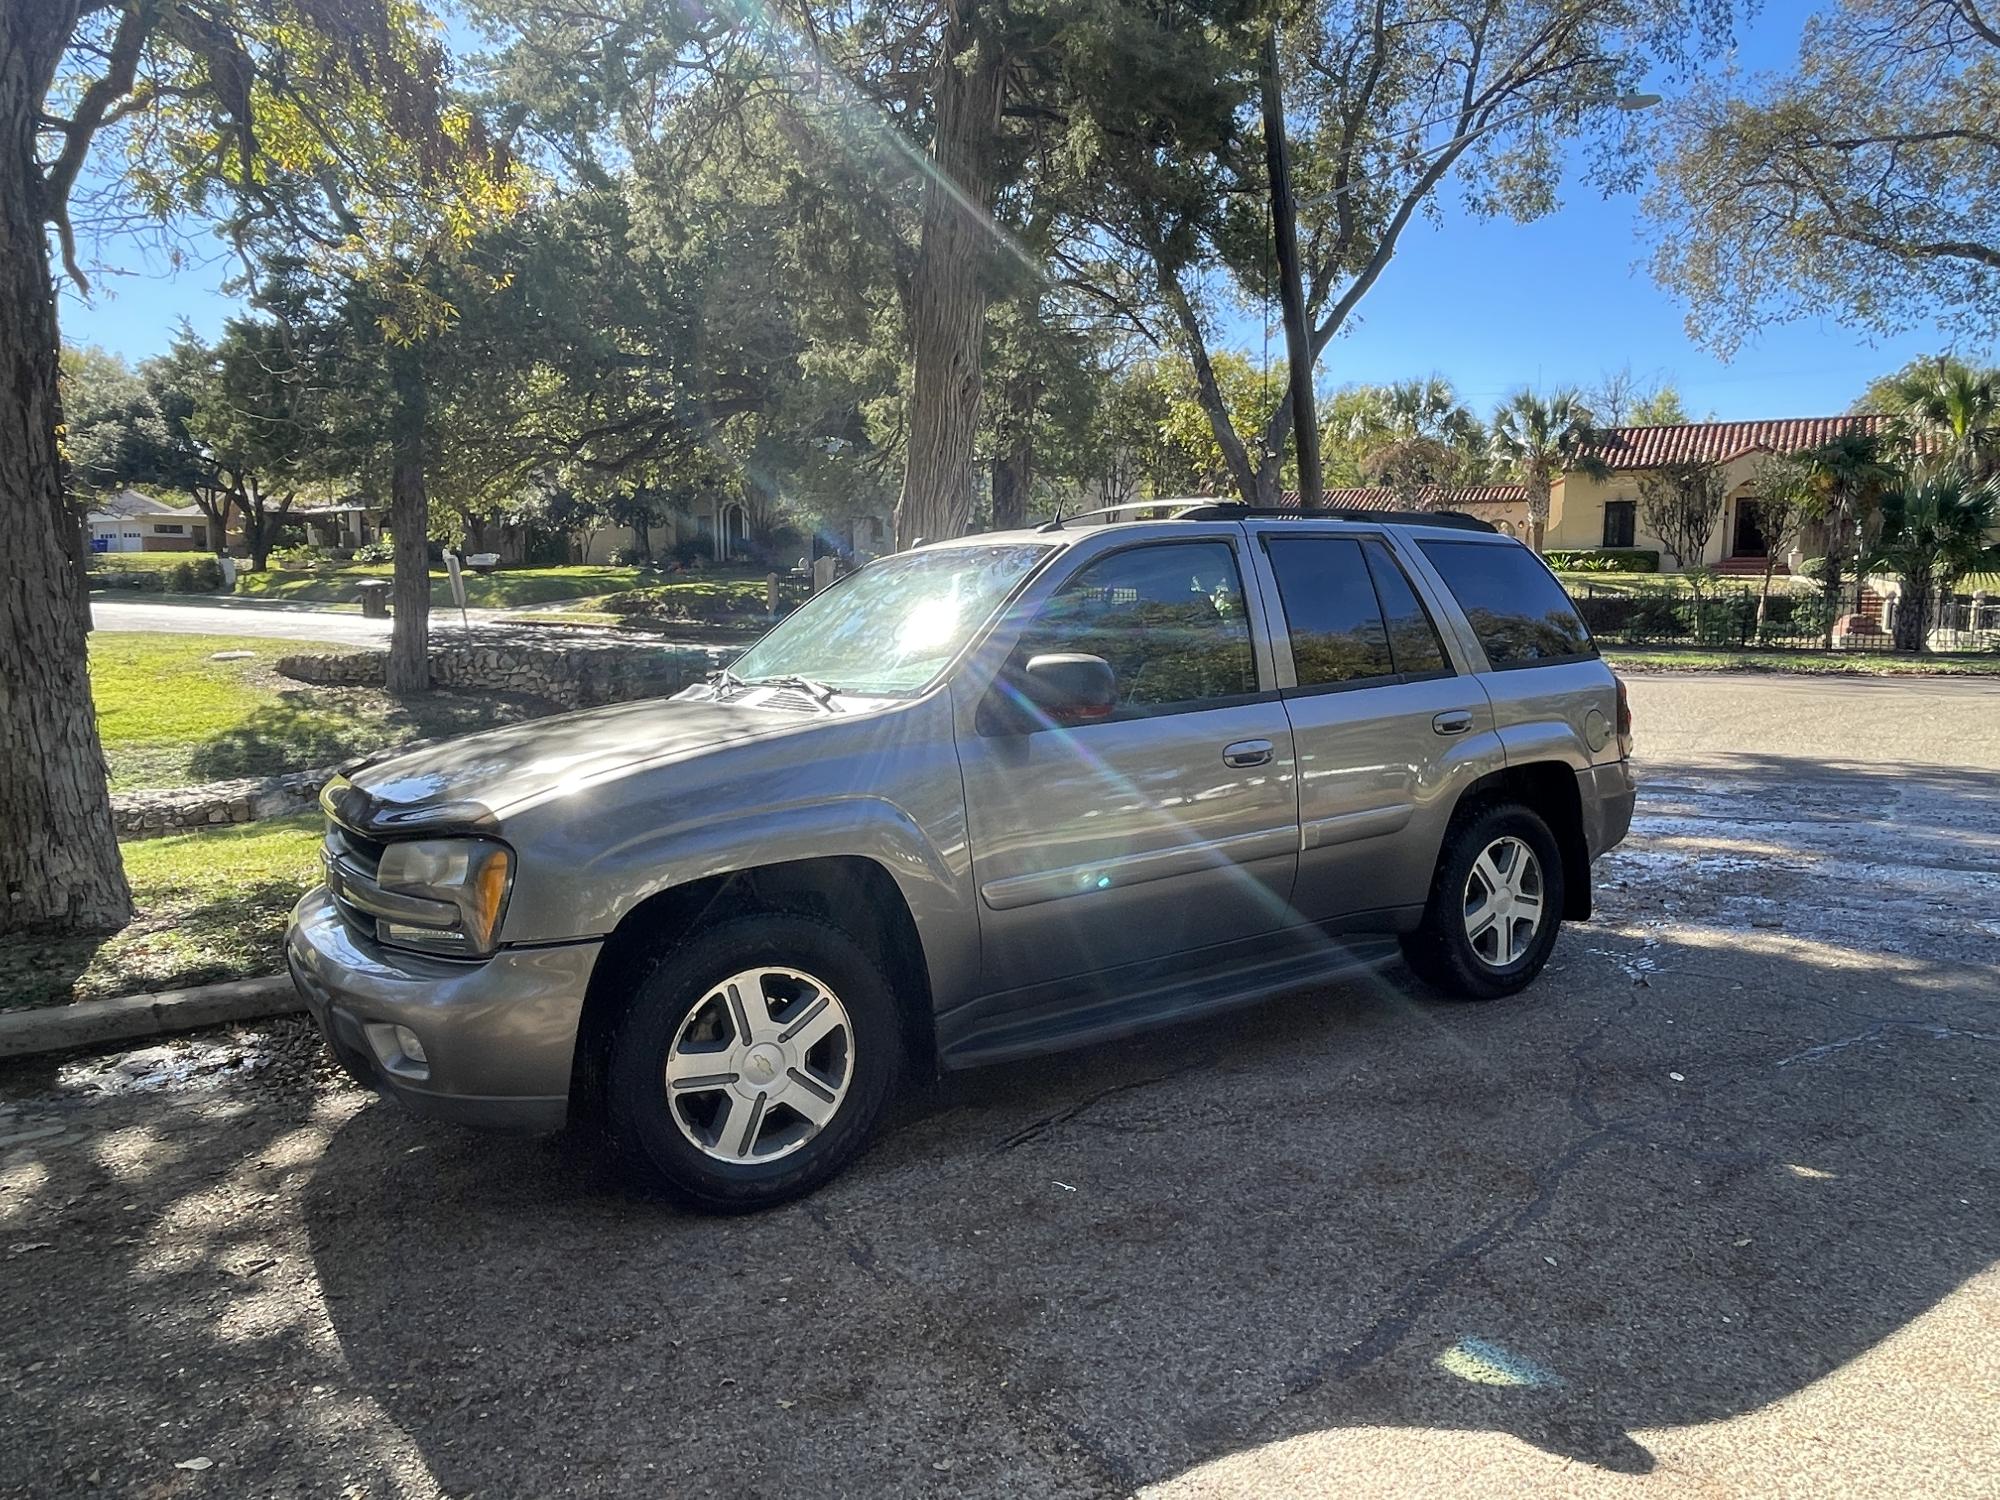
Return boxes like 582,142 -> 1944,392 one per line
743,674 -> 840,710
705,666 -> 748,695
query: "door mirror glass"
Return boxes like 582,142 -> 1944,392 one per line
1023,653 -> 1117,725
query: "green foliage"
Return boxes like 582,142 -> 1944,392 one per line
162,557 -> 226,595
1547,549 -> 1661,573
352,541 -> 395,564
1645,0 -> 2000,351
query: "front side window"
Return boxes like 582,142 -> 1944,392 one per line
1013,540 -> 1257,710
1419,540 -> 1595,668
729,543 -> 1050,696
1602,500 -> 1636,549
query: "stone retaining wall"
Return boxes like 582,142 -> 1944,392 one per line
276,634 -> 731,708
114,768 -> 334,841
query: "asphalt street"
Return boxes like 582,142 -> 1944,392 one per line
90,597 -> 397,646
2,673 -> 1995,1497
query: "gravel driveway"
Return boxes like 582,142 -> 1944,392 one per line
2,674 -> 1995,1497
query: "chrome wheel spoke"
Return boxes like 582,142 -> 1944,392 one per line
779,996 -> 844,1055
779,1069 -> 840,1128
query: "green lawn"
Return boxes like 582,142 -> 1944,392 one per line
88,552 -> 208,573
1604,646 -> 2000,677
236,563 -> 666,608
92,633 -> 556,790
0,814 -> 322,1010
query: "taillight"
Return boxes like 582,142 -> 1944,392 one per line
1614,674 -> 1633,758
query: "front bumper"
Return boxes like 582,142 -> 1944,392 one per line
286,885 -> 601,1133
1578,758 -> 1638,859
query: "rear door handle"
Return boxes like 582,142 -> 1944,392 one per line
1432,711 -> 1474,736
1222,739 -> 1274,768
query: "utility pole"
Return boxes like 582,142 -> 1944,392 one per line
1262,22 -> 1321,508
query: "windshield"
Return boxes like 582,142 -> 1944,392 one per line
730,544 -> 1052,696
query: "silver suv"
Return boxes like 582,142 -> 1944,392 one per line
288,505 -> 1635,1209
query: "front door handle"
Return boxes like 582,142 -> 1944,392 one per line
1222,739 -> 1274,768
1432,711 -> 1474,736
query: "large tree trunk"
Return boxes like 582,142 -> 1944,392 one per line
1892,573 -> 1932,652
0,22 -> 133,935
893,3 -> 1006,550
386,349 -> 431,694
1262,25 -> 1320,510
990,442 -> 1030,531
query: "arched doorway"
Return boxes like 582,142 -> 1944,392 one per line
721,502 -> 748,560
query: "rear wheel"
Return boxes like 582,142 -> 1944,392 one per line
606,913 -> 901,1210
1400,802 -> 1565,1000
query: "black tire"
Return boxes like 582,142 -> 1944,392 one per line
605,912 -> 902,1211
1400,801 -> 1566,1001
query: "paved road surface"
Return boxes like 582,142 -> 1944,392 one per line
90,597 -> 394,646
2,674 -> 1996,1496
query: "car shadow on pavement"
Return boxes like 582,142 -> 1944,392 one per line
294,739 -> 2000,1497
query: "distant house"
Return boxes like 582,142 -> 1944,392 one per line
579,495 -> 894,566
1546,416 -> 1908,575
1281,484 -> 1532,536
86,490 -> 211,554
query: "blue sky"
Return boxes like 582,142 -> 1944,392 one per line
56,0 -> 1992,422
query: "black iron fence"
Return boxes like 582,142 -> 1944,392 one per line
1570,585 -> 1835,650
1568,583 -> 2000,653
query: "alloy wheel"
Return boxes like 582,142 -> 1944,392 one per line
1462,836 -> 1545,969
663,967 -> 854,1162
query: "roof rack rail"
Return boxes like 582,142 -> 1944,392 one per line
1037,499 -> 1215,531
1172,502 -> 1498,533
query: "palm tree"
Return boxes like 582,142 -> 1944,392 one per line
1867,473 -> 2000,651
1798,430 -> 1900,647
1886,361 -> 2000,482
1490,389 -> 1605,553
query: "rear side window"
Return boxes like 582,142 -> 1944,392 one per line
1419,540 -> 1595,667
1263,538 -> 1394,686
1263,537 -> 1453,688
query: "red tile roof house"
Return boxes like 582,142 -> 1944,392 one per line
1544,416 -> 1911,576
1278,484 -> 1532,535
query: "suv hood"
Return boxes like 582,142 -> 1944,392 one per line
325,695 -> 807,835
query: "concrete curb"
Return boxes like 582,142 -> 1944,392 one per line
0,975 -> 302,1059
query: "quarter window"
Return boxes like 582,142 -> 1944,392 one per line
1014,541 -> 1257,710
1419,540 -> 1595,668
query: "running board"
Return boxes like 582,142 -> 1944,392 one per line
937,936 -> 1403,1070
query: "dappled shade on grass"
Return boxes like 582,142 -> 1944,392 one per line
92,633 -> 559,789
0,815 -> 322,1010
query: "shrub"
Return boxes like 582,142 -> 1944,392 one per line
88,569 -> 165,593
1794,555 -> 1829,582
161,557 -> 224,594
352,540 -> 394,564
268,543 -> 337,570
605,545 -> 644,567
1547,548 -> 1660,573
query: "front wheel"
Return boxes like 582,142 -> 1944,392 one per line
1400,802 -> 1565,1001
606,913 -> 901,1211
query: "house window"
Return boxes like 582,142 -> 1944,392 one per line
1602,500 -> 1636,549
154,523 -> 184,535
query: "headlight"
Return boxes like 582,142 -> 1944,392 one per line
371,838 -> 514,958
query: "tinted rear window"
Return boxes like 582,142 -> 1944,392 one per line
1418,541 -> 1594,667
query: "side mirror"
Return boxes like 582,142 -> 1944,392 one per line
1021,652 -> 1117,726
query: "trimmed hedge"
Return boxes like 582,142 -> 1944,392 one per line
1547,548 -> 1661,573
